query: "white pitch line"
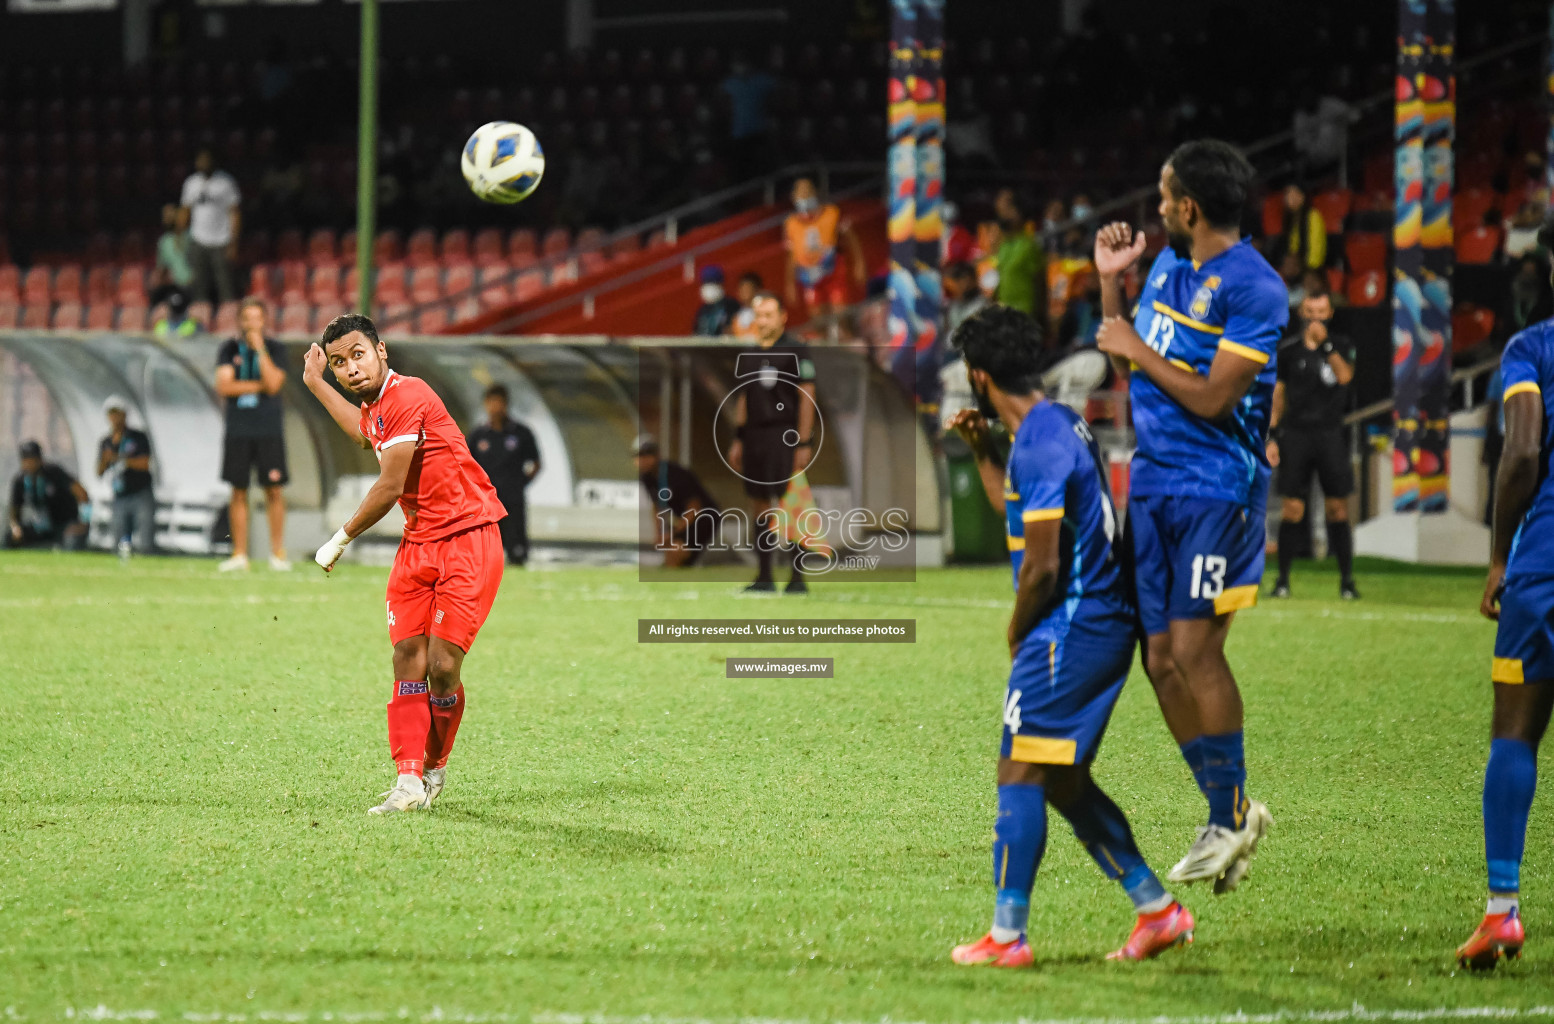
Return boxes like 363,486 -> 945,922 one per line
0,593 -> 337,610
45,1007 -> 1554,1024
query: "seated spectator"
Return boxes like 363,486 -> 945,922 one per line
1285,265 -> 1327,312
1505,198 -> 1548,259
990,188 -> 1043,317
1273,183 -> 1327,272
942,201 -> 977,266
150,203 -> 193,309
7,440 -> 88,550
1040,199 -> 1069,253
732,270 -> 764,339
634,435 -> 719,567
97,396 -> 155,557
153,290 -> 203,339
692,266 -> 743,336
1510,255 -> 1554,333
943,261 -> 988,338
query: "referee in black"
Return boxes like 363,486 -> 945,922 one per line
467,383 -> 542,566
726,291 -> 817,593
1267,283 -> 1359,600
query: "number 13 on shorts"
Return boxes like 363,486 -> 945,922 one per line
1190,553 -> 1227,599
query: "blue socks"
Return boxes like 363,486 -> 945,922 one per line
1201,731 -> 1248,830
1058,781 -> 1172,912
1179,737 -> 1208,796
992,783 -> 1047,938
1485,737 -> 1537,895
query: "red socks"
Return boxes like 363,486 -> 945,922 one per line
386,680 -> 432,776
425,684 -> 465,770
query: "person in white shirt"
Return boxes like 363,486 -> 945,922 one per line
179,148 -> 241,306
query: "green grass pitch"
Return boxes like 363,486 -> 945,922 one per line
3,550 -> 1552,1019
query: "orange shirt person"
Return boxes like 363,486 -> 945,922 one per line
783,177 -> 866,321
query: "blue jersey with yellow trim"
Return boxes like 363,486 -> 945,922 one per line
1499,319 -> 1554,581
1004,400 -> 1133,639
1129,240 -> 1288,505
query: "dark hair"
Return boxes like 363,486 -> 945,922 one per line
484,383 -> 510,402
1166,139 -> 1255,230
952,304 -> 1047,394
321,312 -> 380,348
944,260 -> 976,283
750,290 -> 786,311
1302,277 -> 1331,300
738,270 -> 764,287
240,295 -> 267,314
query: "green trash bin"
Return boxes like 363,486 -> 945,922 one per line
947,448 -> 1007,563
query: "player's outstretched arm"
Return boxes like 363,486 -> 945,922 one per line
302,343 -> 370,449
1008,517 -> 1062,656
314,443 -> 414,571
1484,391 -> 1545,618
1096,318 -> 1261,421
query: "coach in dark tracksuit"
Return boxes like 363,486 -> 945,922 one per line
1267,286 -> 1358,600
468,383 -> 541,566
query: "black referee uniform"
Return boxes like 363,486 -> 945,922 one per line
1271,327 -> 1357,597
468,416 -> 540,566
733,332 -> 817,591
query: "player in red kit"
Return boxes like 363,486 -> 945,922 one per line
302,313 -> 507,814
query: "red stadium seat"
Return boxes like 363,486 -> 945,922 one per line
409,266 -> 442,303
117,304 -> 148,331
414,305 -> 449,334
508,228 -> 538,259
541,227 -> 571,258
1452,304 -> 1495,354
443,263 -> 475,299
441,229 -> 471,264
310,305 -> 341,335
279,304 -> 312,335
1344,233 -> 1388,274
514,270 -> 546,301
340,231 -> 358,264
52,264 -> 83,303
309,263 -> 341,306
248,265 -> 274,302
579,250 -> 608,276
1456,225 -> 1502,265
1326,267 -> 1346,296
1260,193 -> 1284,239
22,267 -> 51,305
307,229 -> 337,264
117,265 -> 147,305
374,230 -> 403,264
279,260 -> 309,304
575,227 -> 606,253
375,263 -> 407,303
510,251 -> 538,272
378,302 -> 412,339
407,229 -> 438,267
187,301 -> 212,328
1311,189 -> 1352,234
1362,152 -> 1392,194
276,229 -> 305,262
608,233 -> 642,260
214,302 -> 239,335
1458,153 -> 1497,190
85,304 -> 116,330
1346,269 -> 1386,307
86,265 -> 116,304
1453,187 -> 1498,233
480,279 -> 513,308
473,228 -> 504,266
20,304 -> 49,328
647,228 -> 671,249
51,302 -> 83,329
0,264 -> 20,303
0,301 -> 17,328
342,266 -> 361,304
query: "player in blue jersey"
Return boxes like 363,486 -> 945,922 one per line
1091,140 -> 1281,891
1459,250 -> 1554,967
946,305 -> 1194,967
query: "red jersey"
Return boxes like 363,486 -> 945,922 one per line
358,371 -> 506,543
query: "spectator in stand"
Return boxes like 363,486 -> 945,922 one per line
179,148 -> 242,307
719,52 -> 775,181
1273,182 -> 1327,273
943,261 -> 988,338
1040,198 -> 1069,253
153,290 -> 203,339
634,434 -> 719,567
989,188 -> 1042,317
732,270 -> 764,339
215,298 -> 290,572
1505,198 -> 1547,259
1293,89 -> 1356,182
150,203 -> 193,309
7,441 -> 88,550
1510,254 -> 1554,334
467,384 -> 542,567
942,201 -> 977,266
692,266 -> 743,336
784,177 -> 866,323
97,396 -> 155,558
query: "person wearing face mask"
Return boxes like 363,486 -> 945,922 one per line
991,188 -> 1043,318
783,177 -> 866,322
692,266 -> 743,336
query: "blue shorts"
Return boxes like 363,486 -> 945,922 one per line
1493,573 -> 1554,684
1128,493 -> 1263,637
1001,613 -> 1134,767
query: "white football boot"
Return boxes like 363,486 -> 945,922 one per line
1213,800 -> 1273,894
422,767 -> 446,808
368,774 -> 427,815
217,554 -> 249,572
1167,825 -> 1243,884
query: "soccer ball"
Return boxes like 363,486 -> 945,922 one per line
460,121 -> 545,205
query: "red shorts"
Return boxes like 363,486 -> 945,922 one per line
802,268 -> 852,311
385,522 -> 503,652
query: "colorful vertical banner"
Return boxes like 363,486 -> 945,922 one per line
911,0 -> 945,423
886,0 -> 920,399
1391,0 -> 1453,514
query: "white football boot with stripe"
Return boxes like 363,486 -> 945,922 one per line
422,767 -> 446,808
368,774 -> 427,815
